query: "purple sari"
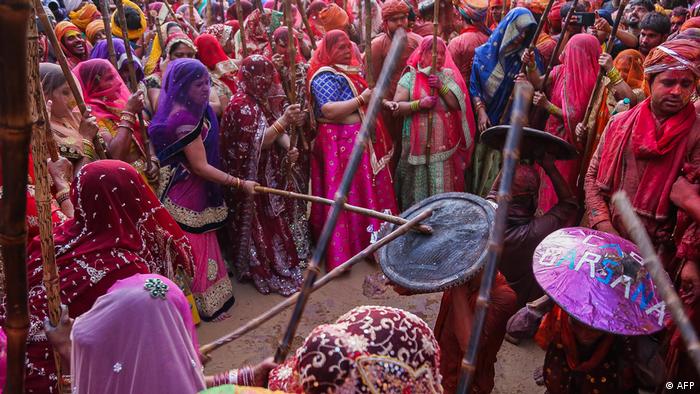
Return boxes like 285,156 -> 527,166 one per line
148,58 -> 233,320
90,37 -> 145,83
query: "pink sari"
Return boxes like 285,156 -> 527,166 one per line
538,34 -> 600,213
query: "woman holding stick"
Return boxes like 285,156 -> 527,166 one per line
307,30 -> 397,271
388,36 -> 475,209
219,55 -> 306,296
195,33 -> 238,116
73,59 -> 158,181
149,58 -> 251,320
40,63 -> 100,173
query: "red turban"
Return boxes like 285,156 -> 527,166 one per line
382,0 -> 410,21
643,38 -> 700,79
318,3 -> 349,31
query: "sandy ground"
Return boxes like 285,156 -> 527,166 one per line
197,260 -> 544,393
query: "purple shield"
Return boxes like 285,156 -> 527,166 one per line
533,227 -> 669,335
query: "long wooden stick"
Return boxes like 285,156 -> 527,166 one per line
206,0 -> 213,26
423,0 -> 440,197
220,0 -> 226,22
254,185 -> 433,233
99,0 -> 118,68
0,0 -> 32,391
236,0 -> 248,57
115,0 -> 154,175
497,0 -> 555,125
284,0 -> 301,162
272,28 -> 407,364
28,15 -> 64,391
577,0 -> 628,190
539,0 -> 578,93
612,191 -> 700,375
189,0 -> 197,28
457,81 -> 534,393
34,0 -> 108,160
364,0 -> 373,86
294,0 -> 316,50
199,208 -> 433,356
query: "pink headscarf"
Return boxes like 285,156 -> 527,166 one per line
72,58 -> 131,124
71,274 -> 205,393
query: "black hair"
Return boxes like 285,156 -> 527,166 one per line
560,1 -> 587,19
640,12 -> 671,35
629,0 -> 655,12
672,6 -> 689,17
114,7 -> 143,31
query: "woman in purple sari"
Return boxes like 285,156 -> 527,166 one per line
149,58 -> 257,321
90,37 -> 144,85
219,55 -> 306,296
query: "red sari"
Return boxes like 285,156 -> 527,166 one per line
0,160 -> 193,393
220,56 -> 304,296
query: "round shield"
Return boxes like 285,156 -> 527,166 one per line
378,192 -> 495,294
481,125 -> 578,160
533,227 -> 668,335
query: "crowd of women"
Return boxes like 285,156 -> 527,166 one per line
0,0 -> 699,391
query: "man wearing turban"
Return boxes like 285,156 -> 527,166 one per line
369,0 -> 423,169
69,2 -> 102,31
584,38 -> 700,261
54,21 -> 91,68
85,20 -> 106,45
447,0 -> 490,88
318,3 -> 351,33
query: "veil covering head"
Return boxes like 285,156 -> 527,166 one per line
307,29 -> 361,88
71,274 -> 205,394
90,37 -> 145,82
268,305 -> 443,393
72,58 -> 131,124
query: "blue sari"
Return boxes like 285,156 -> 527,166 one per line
469,7 -> 541,125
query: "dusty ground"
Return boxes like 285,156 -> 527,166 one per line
197,260 -> 544,393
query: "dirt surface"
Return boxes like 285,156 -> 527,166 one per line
197,260 -> 544,393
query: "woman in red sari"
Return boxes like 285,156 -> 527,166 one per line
0,160 -> 194,393
219,55 -> 305,296
523,33 -> 601,213
308,30 -> 397,271
195,33 -> 238,116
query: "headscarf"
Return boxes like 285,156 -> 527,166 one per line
238,54 -> 278,102
85,19 -> 105,44
71,274 -> 205,394
469,7 -> 538,124
176,3 -> 204,26
515,0 -> 548,14
548,0 -> 562,31
9,159 -> 194,390
235,8 -> 279,57
90,37 -> 145,83
264,26 -> 306,64
681,16 -> 700,31
613,49 -> 645,90
55,21 -> 90,67
73,58 -> 132,124
455,0 -> 490,34
227,0 -> 254,20
111,0 -> 147,41
40,62 -> 84,156
69,3 -> 101,31
318,3 -> 349,32
158,32 -> 198,75
404,36 -> 475,163
204,23 -> 234,50
195,33 -> 239,93
268,306 -> 443,393
148,1 -> 171,24
546,33 -> 601,145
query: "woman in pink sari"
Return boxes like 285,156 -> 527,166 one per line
308,30 -> 397,271
523,33 -> 601,213
219,55 -> 305,296
389,36 -> 475,210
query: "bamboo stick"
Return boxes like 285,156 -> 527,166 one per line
220,0 -> 226,22
189,0 -> 197,28
34,0 -> 108,160
284,0 -> 301,162
115,0 -> 155,177
364,0 -> 373,86
456,80 -> 534,393
199,208 -> 433,355
539,0 -> 578,95
497,0 -> 556,125
206,0 -> 213,26
254,185 -> 433,233
577,0 -> 628,191
99,0 -> 118,68
294,0 -> 316,50
423,0 -> 440,197
236,0 -> 248,57
612,191 -> 700,374
272,28 -> 407,363
0,0 -> 32,391
28,15 -> 64,391
151,6 -> 166,56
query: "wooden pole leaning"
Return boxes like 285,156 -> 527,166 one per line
0,0 -> 33,391
34,0 -> 108,160
284,0 -> 303,160
364,0 -> 373,86
115,0 -> 155,177
423,0 -> 440,197
294,0 -> 316,50
272,28 -> 408,364
189,0 -> 197,28
199,208 -> 433,356
540,0 -> 578,93
254,185 -> 433,234
497,0 -> 556,125
456,80 -> 534,394
577,0 -> 628,190
99,0 -> 119,68
612,191 -> 700,375
236,0 -> 248,57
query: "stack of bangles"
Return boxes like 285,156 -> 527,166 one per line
438,85 -> 450,96
82,138 -> 97,160
607,67 -> 623,86
409,100 -> 421,112
55,188 -> 71,205
546,102 -> 559,115
474,101 -> 485,112
271,120 -> 286,135
355,94 -> 366,108
118,110 -> 137,132
225,174 -> 243,189
211,366 -> 255,387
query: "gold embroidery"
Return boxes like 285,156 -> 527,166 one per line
162,196 -> 228,229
